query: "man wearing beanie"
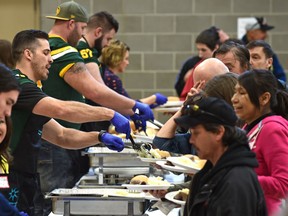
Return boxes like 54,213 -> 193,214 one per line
175,96 -> 267,216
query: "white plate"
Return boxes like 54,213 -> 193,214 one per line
165,191 -> 186,205
154,107 -> 181,113
156,160 -> 189,173
122,184 -> 171,191
137,156 -> 166,163
107,189 -> 146,198
160,101 -> 183,108
167,156 -> 206,174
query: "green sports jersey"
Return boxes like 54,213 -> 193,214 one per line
77,39 -> 103,76
42,35 -> 84,129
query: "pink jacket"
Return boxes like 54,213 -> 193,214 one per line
247,115 -> 288,216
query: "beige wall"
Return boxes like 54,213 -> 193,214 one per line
8,0 -> 287,122
40,0 -> 288,122
0,0 -> 40,42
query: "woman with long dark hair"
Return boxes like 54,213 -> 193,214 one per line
232,69 -> 288,216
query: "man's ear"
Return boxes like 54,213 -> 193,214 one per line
267,57 -> 273,69
215,125 -> 225,142
24,49 -> 32,61
94,27 -> 103,38
67,19 -> 75,30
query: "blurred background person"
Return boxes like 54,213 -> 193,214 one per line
0,64 -> 26,216
246,40 -> 288,91
0,64 -> 20,117
0,40 -> 15,69
213,40 -> 250,74
246,40 -> 273,70
174,26 -> 223,97
101,39 -> 167,108
241,17 -> 286,82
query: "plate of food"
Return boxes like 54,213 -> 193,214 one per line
136,147 -> 171,162
154,107 -> 181,113
156,160 -> 188,173
160,101 -> 183,108
165,188 -> 189,205
167,155 -> 206,174
122,175 -> 172,191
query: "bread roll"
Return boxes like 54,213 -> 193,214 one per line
168,96 -> 180,101
174,188 -> 189,201
130,175 -> 149,185
155,149 -> 171,159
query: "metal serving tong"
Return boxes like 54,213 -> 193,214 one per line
129,135 -> 152,152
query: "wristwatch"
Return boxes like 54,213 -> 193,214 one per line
98,130 -> 106,142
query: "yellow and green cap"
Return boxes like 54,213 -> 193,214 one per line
46,1 -> 88,23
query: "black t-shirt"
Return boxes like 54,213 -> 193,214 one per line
11,71 -> 51,174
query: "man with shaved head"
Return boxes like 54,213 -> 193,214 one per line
193,58 -> 229,85
180,58 -> 229,100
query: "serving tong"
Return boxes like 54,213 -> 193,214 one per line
129,135 -> 151,152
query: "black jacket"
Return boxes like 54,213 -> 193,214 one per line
184,136 -> 267,216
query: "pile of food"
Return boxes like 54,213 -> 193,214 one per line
173,188 -> 189,201
137,146 -> 171,159
108,121 -> 158,138
130,175 -> 170,186
178,155 -> 206,169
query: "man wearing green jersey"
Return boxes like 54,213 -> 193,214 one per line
9,29 -> 130,215
38,1 -> 154,215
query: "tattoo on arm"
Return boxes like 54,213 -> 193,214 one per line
69,62 -> 86,74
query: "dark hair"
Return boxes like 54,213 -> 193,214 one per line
0,39 -> 15,69
12,29 -> 49,62
0,116 -> 13,172
238,69 -> 288,119
246,40 -> 274,59
202,123 -> 247,147
224,38 -> 245,45
0,64 -> 21,93
213,40 -> 250,71
183,95 -> 247,147
195,26 -> 220,51
87,11 -> 119,33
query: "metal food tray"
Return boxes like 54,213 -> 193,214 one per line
84,147 -> 138,155
47,188 -> 146,216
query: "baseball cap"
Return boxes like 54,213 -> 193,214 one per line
175,97 -> 237,129
245,17 -> 274,31
46,1 -> 88,23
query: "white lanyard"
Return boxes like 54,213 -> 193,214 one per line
247,121 -> 263,150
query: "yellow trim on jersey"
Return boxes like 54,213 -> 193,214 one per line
48,34 -> 67,42
0,156 -> 9,174
59,63 -> 75,78
51,46 -> 79,61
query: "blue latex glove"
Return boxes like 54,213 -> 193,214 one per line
130,114 -> 147,131
110,112 -> 131,139
132,101 -> 154,121
101,132 -> 125,152
150,93 -> 168,108
20,212 -> 29,216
